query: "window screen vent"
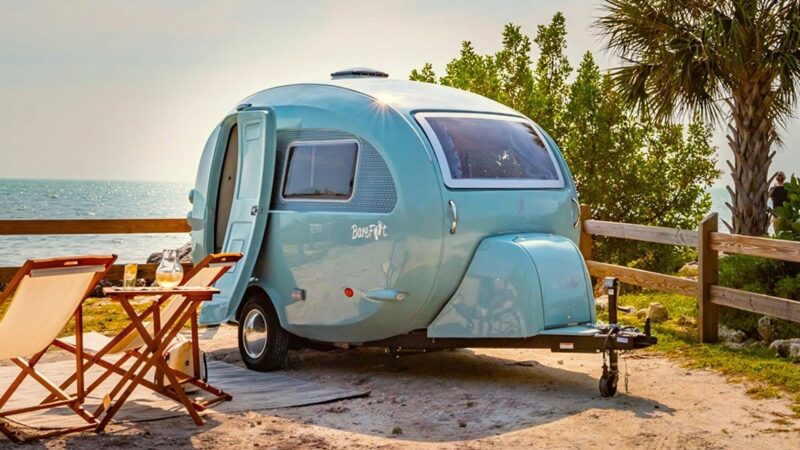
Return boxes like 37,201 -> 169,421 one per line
331,67 -> 389,80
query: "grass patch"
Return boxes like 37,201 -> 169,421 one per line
64,298 -> 150,337
606,292 -> 800,413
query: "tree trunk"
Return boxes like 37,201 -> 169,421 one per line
726,82 -> 776,236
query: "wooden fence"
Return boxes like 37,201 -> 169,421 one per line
579,205 -> 800,342
0,218 -> 193,285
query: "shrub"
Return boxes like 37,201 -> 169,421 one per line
774,175 -> 800,240
717,254 -> 800,338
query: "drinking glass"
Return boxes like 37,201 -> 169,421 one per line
123,263 -> 138,288
155,249 -> 183,288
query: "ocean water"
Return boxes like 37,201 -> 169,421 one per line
0,179 -> 192,266
709,186 -> 732,232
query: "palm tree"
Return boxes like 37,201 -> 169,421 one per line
597,0 -> 800,235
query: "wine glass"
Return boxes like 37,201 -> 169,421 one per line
155,249 -> 183,288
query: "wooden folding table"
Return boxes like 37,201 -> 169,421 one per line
94,286 -> 230,431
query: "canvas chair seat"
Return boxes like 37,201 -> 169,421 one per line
0,255 -> 116,444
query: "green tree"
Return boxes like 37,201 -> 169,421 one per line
439,41 -> 503,101
409,63 -> 436,83
597,0 -> 800,236
495,24 -> 535,113
563,52 -> 719,270
531,12 -> 572,136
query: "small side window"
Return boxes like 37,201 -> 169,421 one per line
283,141 -> 358,200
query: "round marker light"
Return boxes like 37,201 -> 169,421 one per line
344,287 -> 354,298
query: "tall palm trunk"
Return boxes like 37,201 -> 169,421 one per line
726,81 -> 776,236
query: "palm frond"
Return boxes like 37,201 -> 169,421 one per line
596,0 -> 800,127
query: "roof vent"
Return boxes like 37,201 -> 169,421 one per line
331,67 -> 389,80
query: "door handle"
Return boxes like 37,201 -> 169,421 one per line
448,199 -> 458,234
571,197 -> 581,228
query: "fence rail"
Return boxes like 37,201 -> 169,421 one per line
0,218 -> 191,235
709,232 -> 800,263
0,218 -> 192,285
583,219 -> 699,247
585,260 -> 699,297
580,206 -> 800,342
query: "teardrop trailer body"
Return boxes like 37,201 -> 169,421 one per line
187,68 -> 656,397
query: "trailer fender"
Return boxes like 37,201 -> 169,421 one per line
428,233 -> 595,338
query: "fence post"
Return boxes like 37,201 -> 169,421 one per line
698,213 -> 719,343
579,204 -> 592,261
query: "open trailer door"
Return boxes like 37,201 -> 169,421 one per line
199,108 -> 277,325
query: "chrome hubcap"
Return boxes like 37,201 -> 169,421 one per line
243,309 -> 268,359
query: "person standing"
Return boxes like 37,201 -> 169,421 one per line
769,171 -> 788,231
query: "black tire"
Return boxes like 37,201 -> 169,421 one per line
599,372 -> 618,398
237,290 -> 289,371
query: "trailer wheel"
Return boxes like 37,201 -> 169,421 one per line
599,372 -> 618,398
238,290 -> 289,371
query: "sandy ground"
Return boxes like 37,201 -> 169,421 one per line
2,325 -> 798,449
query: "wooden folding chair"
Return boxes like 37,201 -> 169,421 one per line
52,253 -> 241,416
0,255 -> 116,444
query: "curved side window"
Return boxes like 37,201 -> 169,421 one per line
416,112 -> 565,189
282,140 -> 359,201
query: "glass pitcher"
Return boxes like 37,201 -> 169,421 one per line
155,249 -> 183,288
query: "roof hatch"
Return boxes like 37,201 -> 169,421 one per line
331,67 -> 389,80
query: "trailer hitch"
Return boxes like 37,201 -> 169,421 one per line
600,277 -> 621,397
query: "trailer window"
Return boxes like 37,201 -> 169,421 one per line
283,140 -> 358,200
416,113 -> 564,189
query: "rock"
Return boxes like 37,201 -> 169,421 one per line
147,242 -> 192,264
678,262 -> 699,278
91,279 -> 119,297
636,309 -> 647,319
324,405 -> 350,414
719,326 -> 747,344
647,303 -> 669,323
593,280 -> 606,298
769,339 -> 800,362
676,315 -> 697,328
757,316 -> 777,343
458,420 -> 468,428
391,426 -> 403,435
595,295 -> 608,311
743,338 -> 762,348
618,305 -> 637,314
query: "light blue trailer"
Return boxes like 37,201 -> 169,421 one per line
188,68 -> 655,397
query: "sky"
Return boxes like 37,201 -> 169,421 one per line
0,0 -> 797,188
